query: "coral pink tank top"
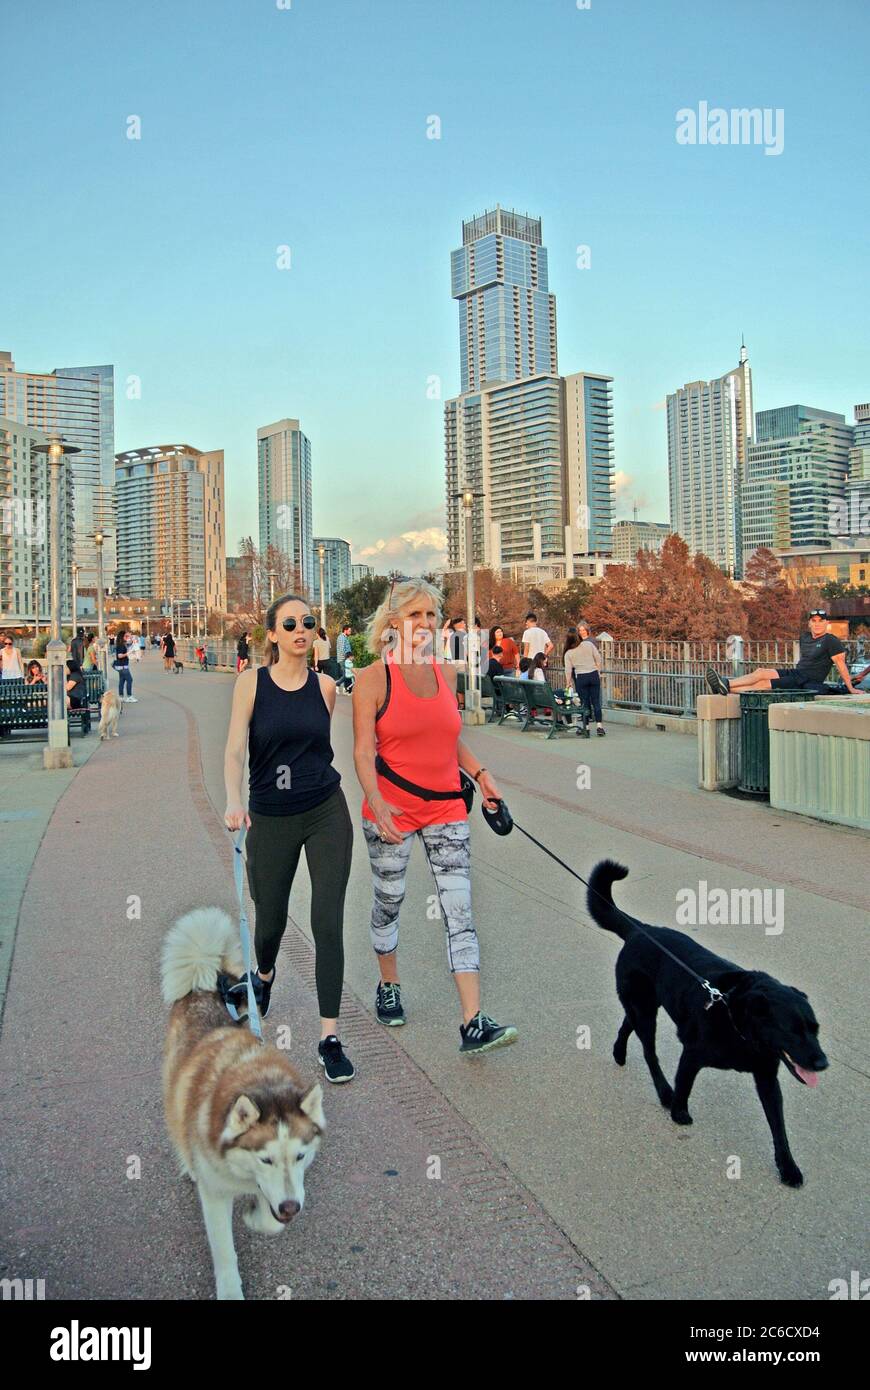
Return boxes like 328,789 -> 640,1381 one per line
362,655 -> 465,832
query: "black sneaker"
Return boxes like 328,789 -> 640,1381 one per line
705,665 -> 729,696
376,981 -> 406,1026
459,1011 -> 518,1055
596,724 -> 606,737
318,1035 -> 355,1083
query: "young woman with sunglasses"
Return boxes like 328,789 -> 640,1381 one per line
223,593 -> 355,1083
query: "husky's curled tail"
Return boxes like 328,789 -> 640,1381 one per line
161,907 -> 243,1004
586,860 -> 633,939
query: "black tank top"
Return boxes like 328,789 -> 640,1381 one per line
248,666 -> 340,815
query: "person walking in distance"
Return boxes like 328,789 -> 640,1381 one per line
223,593 -> 355,1083
1,635 -> 24,680
113,629 -> 137,703
312,627 -> 330,673
566,622 -> 605,735
521,612 -> 553,667
336,623 -> 353,693
70,626 -> 86,667
236,631 -> 250,674
162,629 -> 176,672
353,578 -> 517,1055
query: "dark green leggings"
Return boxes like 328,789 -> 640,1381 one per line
245,788 -> 353,1018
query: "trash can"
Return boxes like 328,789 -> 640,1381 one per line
739,691 -> 817,795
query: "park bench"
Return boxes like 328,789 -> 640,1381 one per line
0,684 -> 92,740
493,677 -> 582,738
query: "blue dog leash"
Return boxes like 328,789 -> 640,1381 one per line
224,826 -> 263,1041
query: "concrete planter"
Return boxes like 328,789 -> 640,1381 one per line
769,697 -> 870,830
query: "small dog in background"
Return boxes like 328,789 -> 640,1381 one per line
99,690 -> 122,739
173,659 -> 184,674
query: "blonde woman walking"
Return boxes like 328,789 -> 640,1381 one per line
352,578 -> 517,1055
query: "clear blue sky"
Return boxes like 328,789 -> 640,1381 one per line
4,0 -> 868,574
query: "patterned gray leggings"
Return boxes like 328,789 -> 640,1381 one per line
362,818 -> 479,973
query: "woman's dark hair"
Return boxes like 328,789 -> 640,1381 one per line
66,659 -> 83,675
264,593 -> 310,667
491,625 -> 504,642
318,627 -> 327,641
564,628 -> 581,656
519,657 -> 532,673
532,652 -> 547,672
27,660 -> 43,676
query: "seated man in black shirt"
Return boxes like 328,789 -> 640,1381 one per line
707,611 -> 859,695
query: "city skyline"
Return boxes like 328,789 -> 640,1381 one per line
3,0 -> 868,577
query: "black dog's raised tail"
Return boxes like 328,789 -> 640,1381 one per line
587,860 -> 632,939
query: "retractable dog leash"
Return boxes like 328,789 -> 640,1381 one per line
222,826 -> 263,1041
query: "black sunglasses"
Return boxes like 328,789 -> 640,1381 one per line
809,611 -> 828,619
281,615 -> 317,631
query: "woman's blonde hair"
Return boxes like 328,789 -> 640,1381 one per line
365,579 -> 443,656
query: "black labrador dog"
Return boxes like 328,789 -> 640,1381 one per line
587,860 -> 828,1186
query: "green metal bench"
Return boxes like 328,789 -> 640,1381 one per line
0,686 -> 92,740
494,677 -> 579,738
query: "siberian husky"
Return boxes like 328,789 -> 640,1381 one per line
99,690 -> 122,739
161,908 -> 325,1300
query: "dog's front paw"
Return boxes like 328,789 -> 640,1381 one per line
612,1043 -> 627,1066
670,1106 -> 693,1125
778,1160 -> 803,1188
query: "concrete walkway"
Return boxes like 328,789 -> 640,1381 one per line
0,654 -> 867,1300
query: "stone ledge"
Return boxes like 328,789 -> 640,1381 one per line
696,693 -> 741,720
769,702 -> 870,740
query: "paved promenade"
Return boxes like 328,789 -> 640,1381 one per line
0,654 -> 867,1300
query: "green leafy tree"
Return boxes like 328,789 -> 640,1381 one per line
330,574 -> 389,631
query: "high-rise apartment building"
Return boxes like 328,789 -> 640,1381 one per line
257,419 -> 312,594
667,344 -> 754,576
0,351 -> 115,589
742,406 -> 852,563
451,207 -> 558,393
0,417 -> 74,624
612,519 -> 672,565
445,209 -> 614,578
312,537 -> 352,607
115,445 -> 226,610
351,563 -> 374,583
844,403 -> 870,541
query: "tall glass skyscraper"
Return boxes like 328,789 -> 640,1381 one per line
667,345 -> 754,577
451,206 -> 557,392
742,405 -> 853,562
0,351 -> 115,589
445,208 -> 614,576
257,419 -> 313,594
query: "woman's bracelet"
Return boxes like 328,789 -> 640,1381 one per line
473,767 -> 487,782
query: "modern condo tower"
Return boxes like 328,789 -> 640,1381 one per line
0,351 -> 115,589
257,419 -> 312,594
667,343 -> 754,577
115,444 -> 226,610
451,207 -> 558,393
445,209 -> 614,579
742,405 -> 853,563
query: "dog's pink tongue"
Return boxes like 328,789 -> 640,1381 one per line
795,1064 -> 819,1087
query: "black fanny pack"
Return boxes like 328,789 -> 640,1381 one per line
375,754 -> 475,815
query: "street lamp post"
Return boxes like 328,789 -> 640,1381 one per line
456,488 -> 484,723
93,530 -> 109,684
71,561 -> 79,634
268,569 -> 276,603
318,545 -> 326,631
33,435 -> 80,769
33,576 -> 40,646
